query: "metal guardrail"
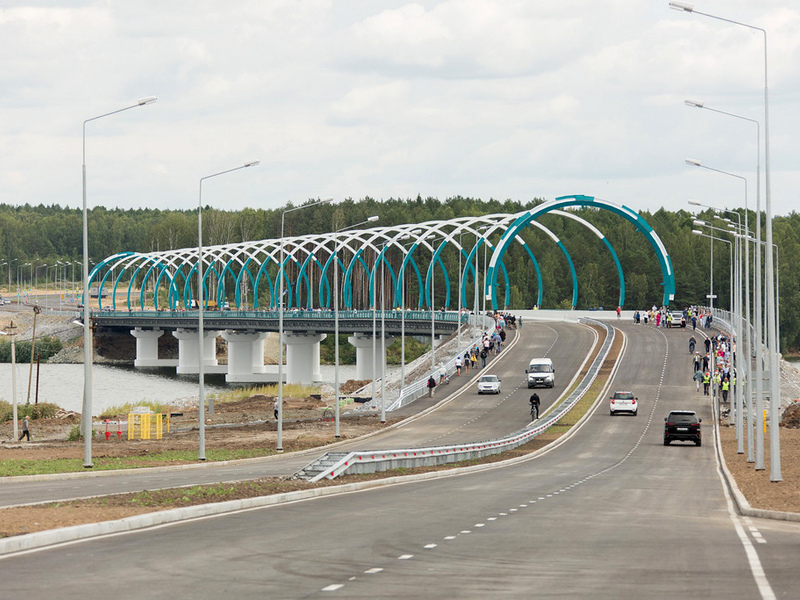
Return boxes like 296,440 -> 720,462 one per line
387,314 -> 497,412
91,308 -> 467,335
301,318 -> 614,481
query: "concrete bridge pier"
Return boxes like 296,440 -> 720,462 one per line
131,328 -> 178,367
173,328 -> 224,375
222,331 -> 269,383
284,332 -> 327,385
348,332 -> 396,381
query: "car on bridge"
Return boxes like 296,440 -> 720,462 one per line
477,375 -> 501,395
609,391 -> 638,416
664,410 -> 701,446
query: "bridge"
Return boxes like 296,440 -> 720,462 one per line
93,308 -> 470,384
85,195 -> 675,387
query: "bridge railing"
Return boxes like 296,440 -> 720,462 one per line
387,314 -> 496,412
97,308 -> 469,322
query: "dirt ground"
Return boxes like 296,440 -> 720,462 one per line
718,423 -> 800,513
0,394 -> 391,463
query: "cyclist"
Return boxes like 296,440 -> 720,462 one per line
529,393 -> 540,421
689,336 -> 696,354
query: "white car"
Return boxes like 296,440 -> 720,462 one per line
477,374 -> 501,395
610,391 -> 638,416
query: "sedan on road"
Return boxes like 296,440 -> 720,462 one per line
664,410 -> 702,446
477,375 -> 501,395
609,391 -> 638,416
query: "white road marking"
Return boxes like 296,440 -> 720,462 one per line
398,554 -> 414,560
424,544 -> 437,549
444,536 -> 456,540
475,523 -> 485,527
365,568 -> 383,574
322,584 -> 344,591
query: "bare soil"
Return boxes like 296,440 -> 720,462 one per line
718,423 -> 800,513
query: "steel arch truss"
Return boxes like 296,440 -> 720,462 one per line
89,196 -> 672,312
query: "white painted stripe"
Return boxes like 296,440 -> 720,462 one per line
364,568 -> 383,574
444,536 -> 456,540
714,434 -> 776,598
398,554 -> 414,560
322,584 -> 344,591
424,544 -> 437,549
475,524 -> 485,527
487,517 -> 497,521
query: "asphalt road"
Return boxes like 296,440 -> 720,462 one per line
2,320 -> 796,598
0,320 -> 595,507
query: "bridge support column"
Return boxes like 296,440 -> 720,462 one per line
131,328 -> 178,367
284,332 -> 327,385
348,333 -> 396,381
173,328 -> 223,374
222,331 -> 269,383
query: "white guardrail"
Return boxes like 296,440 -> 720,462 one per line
386,314 -> 498,412
305,318 -> 614,482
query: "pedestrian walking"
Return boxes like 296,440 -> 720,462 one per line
703,371 -> 711,396
693,369 -> 704,393
19,416 -> 30,441
463,351 -> 471,375
480,348 -> 488,368
274,399 -> 279,420
427,375 -> 437,397
455,355 -> 463,376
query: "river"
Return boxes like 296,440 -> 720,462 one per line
0,363 -> 359,416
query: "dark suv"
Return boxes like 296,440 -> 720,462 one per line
664,411 -> 701,446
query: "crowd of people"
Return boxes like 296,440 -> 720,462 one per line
691,331 -> 736,406
630,305 -> 714,330
427,310 -> 519,397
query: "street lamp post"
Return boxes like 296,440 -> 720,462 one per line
692,228 -> 735,431
690,201 -> 746,438
332,216 -> 379,438
197,161 -> 260,461
686,160 -> 751,451
399,230 -> 422,393
670,0 -> 780,482
277,201 -> 337,451
81,96 -> 156,468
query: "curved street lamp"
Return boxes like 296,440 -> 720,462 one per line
197,160 -> 260,461
81,96 -> 157,468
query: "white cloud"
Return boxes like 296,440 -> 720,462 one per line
0,0 -> 797,218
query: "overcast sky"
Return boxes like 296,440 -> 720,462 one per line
1,0 -> 798,219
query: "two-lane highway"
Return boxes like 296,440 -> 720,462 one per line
2,319 -> 796,598
0,320 -> 596,508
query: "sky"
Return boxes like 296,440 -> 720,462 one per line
1,0 -> 798,219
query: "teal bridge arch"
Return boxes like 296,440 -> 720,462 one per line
88,196 -> 674,313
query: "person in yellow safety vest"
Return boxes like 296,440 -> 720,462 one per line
703,371 -> 711,396
721,378 -> 730,403
713,372 -> 721,398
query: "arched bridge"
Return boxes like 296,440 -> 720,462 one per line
87,195 -> 675,387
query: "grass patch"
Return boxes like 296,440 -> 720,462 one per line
209,383 -> 320,403
0,448 -> 280,477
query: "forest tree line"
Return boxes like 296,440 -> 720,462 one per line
0,197 -> 797,352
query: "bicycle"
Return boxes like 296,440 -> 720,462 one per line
530,404 -> 539,421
